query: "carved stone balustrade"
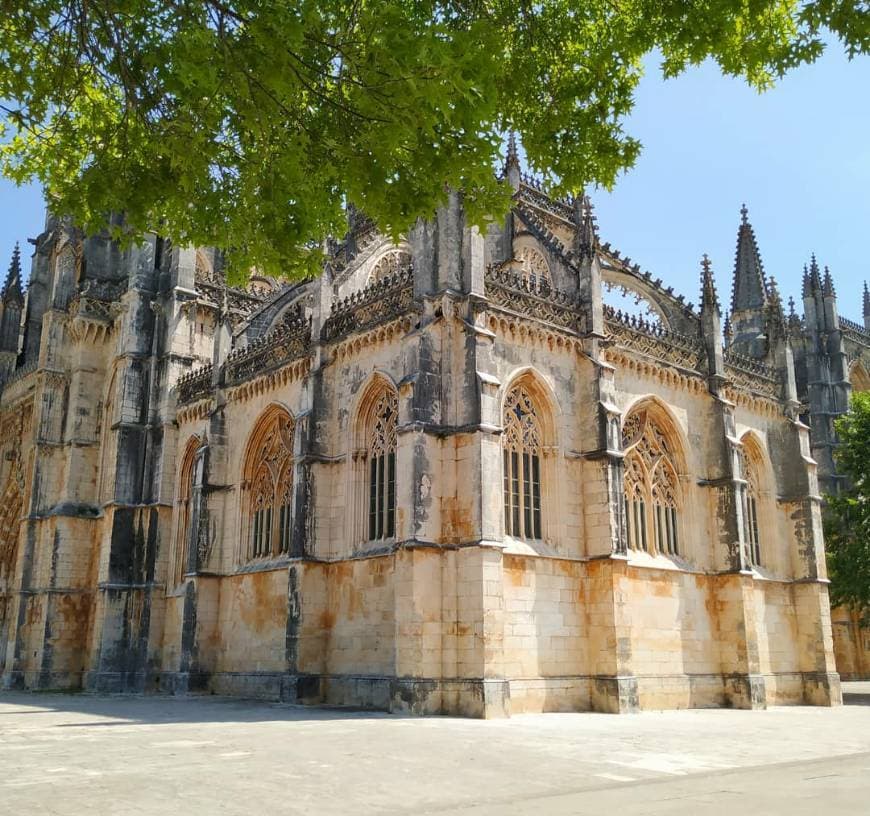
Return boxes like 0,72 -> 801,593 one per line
839,316 -> 870,349
604,306 -> 705,372
724,348 -> 782,399
176,364 -> 214,406
224,306 -> 311,387
321,266 -> 416,343
485,265 -> 579,332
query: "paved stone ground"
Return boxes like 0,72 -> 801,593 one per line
2,684 -> 870,815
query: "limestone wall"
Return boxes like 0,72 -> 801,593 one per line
502,554 -> 588,712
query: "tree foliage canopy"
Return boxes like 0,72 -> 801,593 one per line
1,1 -> 867,279
825,391 -> 870,616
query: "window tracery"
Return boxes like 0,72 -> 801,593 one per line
369,249 -> 411,284
502,385 -> 543,540
622,409 -> 681,555
243,409 -> 295,559
366,389 -> 398,541
517,246 -> 551,291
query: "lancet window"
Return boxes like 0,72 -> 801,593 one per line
741,444 -> 764,568
366,390 -> 398,541
243,408 -> 295,560
622,409 -> 681,556
173,438 -> 205,584
502,385 -> 544,540
517,246 -> 551,291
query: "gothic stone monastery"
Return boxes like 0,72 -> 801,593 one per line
0,150 -> 857,717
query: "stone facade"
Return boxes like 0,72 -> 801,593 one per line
0,154 -> 843,716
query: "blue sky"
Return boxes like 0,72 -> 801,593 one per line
1,44 -> 868,320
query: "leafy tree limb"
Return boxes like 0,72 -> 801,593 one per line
826,391 -> 870,618
1,1 -> 867,280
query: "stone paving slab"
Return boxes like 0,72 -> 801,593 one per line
1,687 -> 870,815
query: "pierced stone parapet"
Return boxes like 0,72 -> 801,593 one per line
604,306 -> 705,372
224,306 -> 311,387
176,364 -> 214,406
838,316 -> 870,348
485,264 -> 578,332
321,266 -> 415,343
724,348 -> 782,399
67,278 -> 126,323
517,178 -> 575,222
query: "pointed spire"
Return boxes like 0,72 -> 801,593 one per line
578,194 -> 598,261
506,132 -> 519,168
767,276 -> 786,330
723,314 -> 733,345
730,204 -> 767,315
802,264 -> 811,299
504,131 -> 521,191
822,266 -> 836,298
2,242 -> 23,304
808,254 -> 822,292
699,253 -> 720,313
863,282 -> 870,318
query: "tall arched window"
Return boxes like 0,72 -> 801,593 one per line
366,389 -> 398,541
172,438 -> 200,585
622,408 -> 682,556
242,407 -> 295,560
502,384 -> 544,540
740,436 -> 767,568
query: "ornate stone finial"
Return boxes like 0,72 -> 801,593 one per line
2,242 -> 24,304
822,266 -> 836,298
578,194 -> 598,261
700,253 -> 720,313
723,314 -> 733,344
801,264 -> 811,299
506,132 -> 519,168
808,254 -> 822,292
504,132 -> 521,191
767,277 -> 787,337
740,203 -> 749,224
863,281 -> 870,317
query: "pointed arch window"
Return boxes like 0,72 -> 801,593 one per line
173,438 -> 205,585
741,444 -> 764,568
502,385 -> 544,540
366,390 -> 398,541
622,410 -> 682,555
243,408 -> 295,560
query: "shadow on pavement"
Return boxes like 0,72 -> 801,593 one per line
0,690 -> 411,726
